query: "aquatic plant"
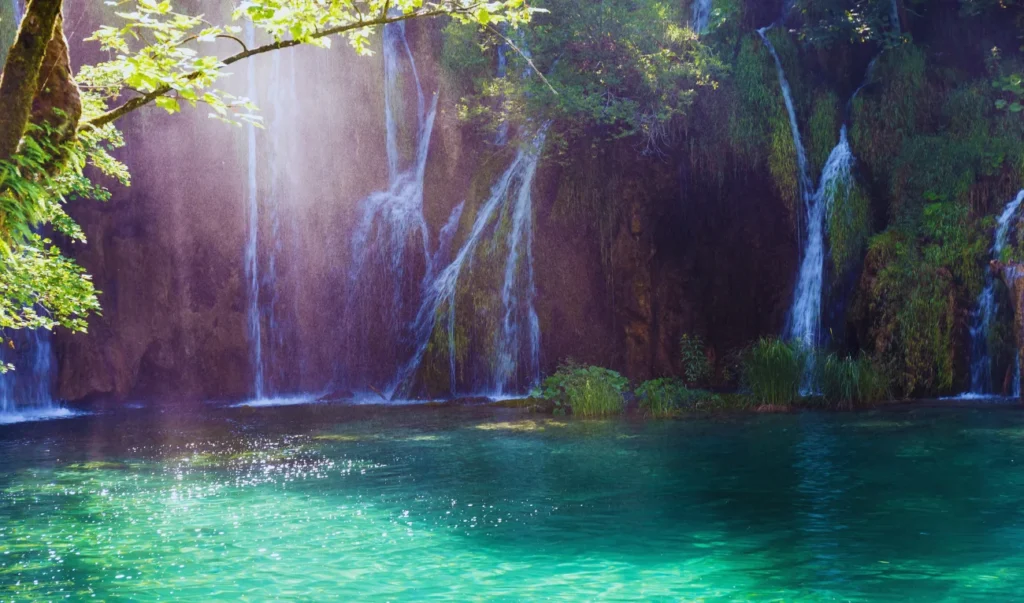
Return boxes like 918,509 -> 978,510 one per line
743,338 -> 806,406
534,362 -> 628,418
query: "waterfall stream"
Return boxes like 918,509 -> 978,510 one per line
692,0 -> 712,34
760,26 -> 862,393
758,28 -> 816,348
342,22 -> 438,394
239,24 -> 307,405
390,127 -> 549,398
243,23 -> 264,400
965,189 -> 1024,396
788,128 -> 854,354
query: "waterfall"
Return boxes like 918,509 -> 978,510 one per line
788,129 -> 854,353
495,141 -> 543,392
239,25 -> 304,403
890,0 -> 901,33
966,189 -> 1024,396
757,28 -> 814,226
390,127 -> 549,398
1014,353 -> 1022,398
758,28 -> 818,345
243,23 -> 265,400
692,0 -> 712,34
0,328 -> 72,424
343,22 -> 437,392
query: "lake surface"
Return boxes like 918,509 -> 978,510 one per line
2,402 -> 1023,601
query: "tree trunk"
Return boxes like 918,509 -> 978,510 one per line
0,0 -> 64,163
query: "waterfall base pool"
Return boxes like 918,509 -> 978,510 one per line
2,402 -> 1024,601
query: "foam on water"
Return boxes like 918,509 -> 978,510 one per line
0,407 -> 82,425
233,395 -> 321,408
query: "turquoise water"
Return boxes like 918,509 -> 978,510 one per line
2,403 -> 1024,601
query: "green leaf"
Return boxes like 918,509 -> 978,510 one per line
155,96 -> 181,113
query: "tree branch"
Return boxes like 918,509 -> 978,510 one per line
485,24 -> 558,96
0,0 -> 64,162
80,7 -> 460,131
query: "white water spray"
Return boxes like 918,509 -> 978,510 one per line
343,22 -> 438,391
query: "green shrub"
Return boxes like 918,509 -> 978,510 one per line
818,354 -> 890,409
743,338 -> 806,406
534,362 -> 628,418
679,334 -> 712,387
635,378 -> 720,418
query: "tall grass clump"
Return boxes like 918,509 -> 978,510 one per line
534,362 -> 628,418
635,378 -> 720,418
743,338 -> 806,405
819,354 -> 890,409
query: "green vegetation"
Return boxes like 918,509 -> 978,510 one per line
443,0 -> 726,148
818,354 -> 890,409
533,362 -> 628,418
856,202 -> 989,397
742,338 -> 806,406
635,378 -> 720,418
679,333 -> 712,387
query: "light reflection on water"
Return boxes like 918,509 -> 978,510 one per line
1,404 -> 1024,600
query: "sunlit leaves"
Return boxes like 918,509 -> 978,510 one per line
445,0 -> 723,151
0,234 -> 101,335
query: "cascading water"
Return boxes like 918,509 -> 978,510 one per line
390,128 -> 549,398
788,128 -> 855,353
757,28 -> 814,230
342,22 -> 438,392
965,189 -> 1024,396
243,23 -> 264,400
238,25 -> 306,405
692,0 -> 713,34
758,28 -> 817,345
495,140 -> 544,392
760,25 -> 864,393
495,38 -> 510,146
0,329 -> 71,424
890,0 -> 901,33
